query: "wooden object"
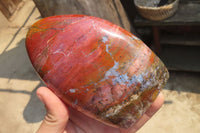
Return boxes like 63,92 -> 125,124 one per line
134,0 -> 200,53
161,34 -> 200,46
134,0 -> 179,21
160,45 -> 200,72
134,0 -> 200,26
26,15 -> 169,128
134,0 -> 200,71
0,0 -> 22,19
33,0 -> 133,32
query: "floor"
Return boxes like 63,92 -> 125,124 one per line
0,0 -> 199,132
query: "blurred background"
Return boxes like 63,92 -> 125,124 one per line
0,0 -> 199,132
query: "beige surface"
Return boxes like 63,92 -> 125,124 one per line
0,0 -> 200,132
0,1 -> 45,133
139,72 -> 200,133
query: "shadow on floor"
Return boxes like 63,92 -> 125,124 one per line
0,39 -> 39,81
0,4 -> 46,123
0,38 -> 46,123
23,82 -> 46,123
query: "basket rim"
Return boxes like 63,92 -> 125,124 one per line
134,0 -> 179,10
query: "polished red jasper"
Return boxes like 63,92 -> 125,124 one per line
26,15 -> 169,128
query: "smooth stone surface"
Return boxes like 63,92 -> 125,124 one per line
26,15 -> 169,128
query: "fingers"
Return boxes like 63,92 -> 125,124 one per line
35,87 -> 164,133
121,92 -> 164,133
145,92 -> 164,117
36,87 -> 69,133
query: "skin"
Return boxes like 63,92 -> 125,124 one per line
36,87 -> 164,133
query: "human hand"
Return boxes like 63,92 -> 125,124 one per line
36,87 -> 164,133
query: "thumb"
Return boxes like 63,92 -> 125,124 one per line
36,87 -> 69,133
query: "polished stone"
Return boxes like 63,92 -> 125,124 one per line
26,15 -> 169,128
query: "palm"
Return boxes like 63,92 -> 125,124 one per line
65,106 -> 121,133
36,87 -> 164,133
65,92 -> 164,133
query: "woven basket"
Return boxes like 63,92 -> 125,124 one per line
134,0 -> 179,21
